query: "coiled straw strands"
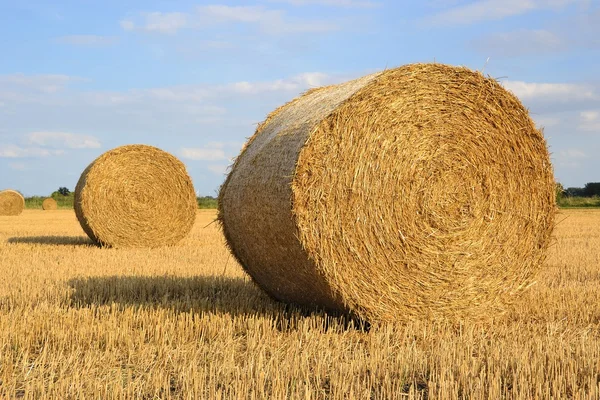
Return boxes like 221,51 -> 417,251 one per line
219,63 -> 556,323
0,190 -> 25,216
42,198 -> 58,210
75,145 -> 197,248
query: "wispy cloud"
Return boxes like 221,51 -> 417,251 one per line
0,145 -> 65,158
0,74 -> 80,94
120,6 -> 340,36
472,9 -> 600,57
227,72 -> 331,94
83,72 -> 334,107
180,147 -> 227,161
422,0 -> 583,26
267,0 -> 380,7
206,141 -> 244,149
534,116 -> 561,129
207,164 -> 229,175
120,19 -> 135,31
554,148 -> 588,168
26,132 -> 101,149
579,110 -> 600,132
55,35 -> 118,46
196,5 -> 339,33
502,80 -> 598,102
472,29 -> 564,57
120,12 -> 188,34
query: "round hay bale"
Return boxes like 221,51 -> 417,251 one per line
42,198 -> 58,210
219,63 -> 556,323
74,144 -> 197,248
0,189 -> 25,216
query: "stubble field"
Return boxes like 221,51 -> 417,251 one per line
1,209 -> 599,399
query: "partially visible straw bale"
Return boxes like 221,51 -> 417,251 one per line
0,190 -> 25,216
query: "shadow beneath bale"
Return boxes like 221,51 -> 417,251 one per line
67,275 -> 369,332
7,235 -> 95,247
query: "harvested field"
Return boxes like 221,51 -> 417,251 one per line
0,209 -> 599,398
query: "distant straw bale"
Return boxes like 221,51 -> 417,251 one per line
74,145 -> 197,248
0,190 -> 25,216
219,63 -> 556,323
42,198 -> 58,210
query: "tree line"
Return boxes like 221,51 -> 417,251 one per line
556,182 -> 600,208
24,187 -> 219,209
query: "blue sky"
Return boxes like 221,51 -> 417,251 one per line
0,0 -> 599,196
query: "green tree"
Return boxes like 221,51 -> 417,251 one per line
583,182 -> 600,197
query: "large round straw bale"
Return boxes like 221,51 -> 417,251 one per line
42,198 -> 58,210
0,190 -> 25,216
219,63 -> 556,322
74,144 -> 197,248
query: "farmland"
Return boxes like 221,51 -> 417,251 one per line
1,209 -> 599,399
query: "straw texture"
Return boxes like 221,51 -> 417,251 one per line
219,63 -> 556,323
0,190 -> 25,216
74,145 -> 197,248
42,198 -> 58,210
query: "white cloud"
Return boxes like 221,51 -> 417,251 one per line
560,148 -> 587,158
82,72 -> 333,107
181,147 -> 227,161
198,5 -> 277,23
472,29 -> 564,56
56,35 -> 118,46
196,5 -> 339,34
423,0 -> 583,26
120,12 -> 188,34
0,74 -> 78,94
581,110 -> 599,122
120,19 -> 135,31
206,141 -> 244,149
227,72 -> 331,94
144,12 -> 188,34
534,116 -> 561,128
472,9 -> 600,56
502,80 -> 598,102
208,165 -> 229,175
120,5 -> 341,37
296,72 -> 330,87
269,0 -> 380,6
0,145 -> 64,158
579,110 -> 600,132
26,132 -> 101,149
554,148 -> 588,168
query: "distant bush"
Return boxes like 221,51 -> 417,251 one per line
25,194 -> 74,209
557,196 -> 600,208
197,196 -> 218,209
557,182 -> 600,208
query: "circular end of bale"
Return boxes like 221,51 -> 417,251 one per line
219,63 -> 556,323
74,144 -> 197,248
42,198 -> 58,210
0,190 -> 25,216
